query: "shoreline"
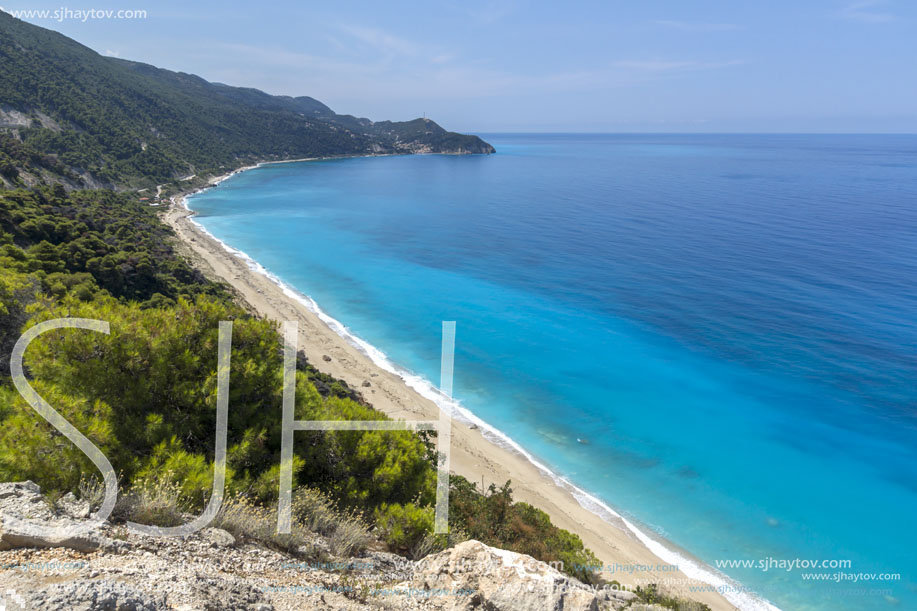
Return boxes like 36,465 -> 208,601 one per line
163,159 -> 761,611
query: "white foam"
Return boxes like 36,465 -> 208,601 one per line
181,165 -> 783,611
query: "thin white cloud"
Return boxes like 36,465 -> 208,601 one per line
328,24 -> 459,68
466,0 -> 517,25
205,42 -> 372,75
615,60 -> 696,71
323,34 -> 349,53
178,20 -> 744,118
839,0 -> 897,23
338,25 -> 419,56
197,37 -> 746,109
197,41 -> 602,104
614,59 -> 744,72
653,20 -> 741,32
104,49 -> 121,58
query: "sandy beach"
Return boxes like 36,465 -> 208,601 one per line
162,171 -> 737,611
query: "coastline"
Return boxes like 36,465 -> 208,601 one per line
163,161 -> 756,611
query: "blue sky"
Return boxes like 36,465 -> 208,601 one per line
3,0 -> 916,132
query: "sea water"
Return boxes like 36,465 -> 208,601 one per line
187,134 -> 917,611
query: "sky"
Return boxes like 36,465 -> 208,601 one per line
2,0 -> 916,133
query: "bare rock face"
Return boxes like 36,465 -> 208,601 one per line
0,481 -> 55,520
0,481 -> 108,553
400,539 -> 606,611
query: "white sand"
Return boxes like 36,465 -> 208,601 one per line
162,175 -> 739,611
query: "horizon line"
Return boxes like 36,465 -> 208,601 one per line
471,130 -> 917,136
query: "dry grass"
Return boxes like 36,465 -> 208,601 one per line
77,474 -> 106,512
109,477 -> 372,558
292,487 -> 371,557
113,477 -> 189,527
211,493 -> 311,553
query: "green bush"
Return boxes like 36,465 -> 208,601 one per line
448,475 -> 603,584
10,292 -> 436,512
373,502 -> 435,554
0,267 -> 41,375
0,381 -> 114,492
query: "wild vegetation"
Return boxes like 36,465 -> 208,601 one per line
0,184 -> 600,584
448,476 -> 604,584
0,14 -> 715,610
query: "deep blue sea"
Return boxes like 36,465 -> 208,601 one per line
187,134 -> 917,611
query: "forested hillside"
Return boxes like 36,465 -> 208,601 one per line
0,11 -> 493,188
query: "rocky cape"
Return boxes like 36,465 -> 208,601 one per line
0,10 -> 494,190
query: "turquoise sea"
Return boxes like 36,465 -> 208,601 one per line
187,134 -> 917,611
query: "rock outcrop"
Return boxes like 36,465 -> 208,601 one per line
401,540 -> 606,610
0,481 -> 639,610
0,481 -> 113,553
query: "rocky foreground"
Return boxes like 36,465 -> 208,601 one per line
0,481 -> 664,611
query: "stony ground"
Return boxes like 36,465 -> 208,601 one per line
0,481 -> 657,610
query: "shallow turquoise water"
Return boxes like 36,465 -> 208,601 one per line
188,134 -> 917,610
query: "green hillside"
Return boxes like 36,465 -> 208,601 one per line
0,11 -> 493,188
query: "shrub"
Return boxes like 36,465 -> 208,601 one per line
0,381 -> 115,493
373,502 -> 434,554
448,475 -> 603,584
